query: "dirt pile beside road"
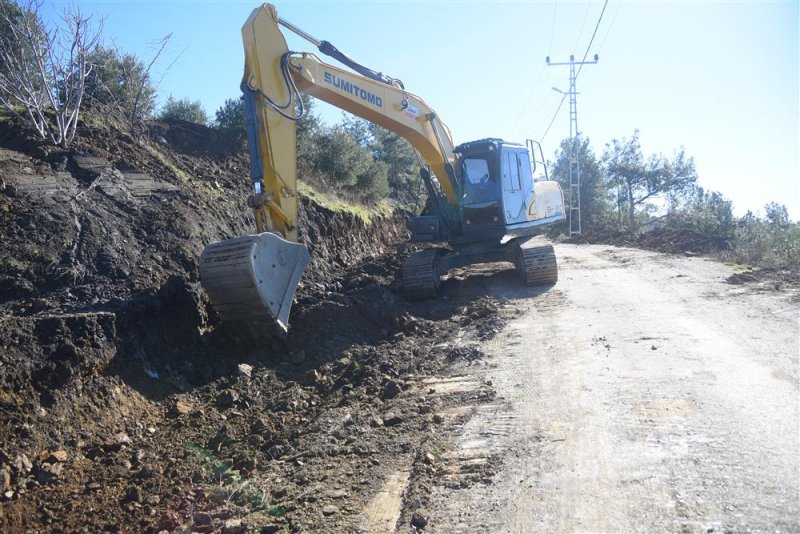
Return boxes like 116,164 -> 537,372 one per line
725,267 -> 800,296
568,227 -> 729,255
0,114 -> 510,532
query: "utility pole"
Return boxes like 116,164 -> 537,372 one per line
546,53 -> 598,236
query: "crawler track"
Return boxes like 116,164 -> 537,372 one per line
402,248 -> 442,300
517,242 -> 558,285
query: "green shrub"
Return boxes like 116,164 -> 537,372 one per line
213,95 -> 245,149
160,95 -> 207,124
313,125 -> 388,203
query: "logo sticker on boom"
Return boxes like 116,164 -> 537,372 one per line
403,103 -> 419,120
324,71 -> 383,108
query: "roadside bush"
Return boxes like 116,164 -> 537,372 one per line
313,125 -> 388,203
722,204 -> 799,270
213,95 -> 245,149
160,95 -> 207,124
314,126 -> 370,188
341,115 -> 420,203
355,159 -> 390,203
666,186 -> 735,244
370,123 -> 420,201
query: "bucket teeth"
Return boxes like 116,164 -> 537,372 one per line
200,232 -> 310,332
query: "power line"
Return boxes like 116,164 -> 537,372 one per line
547,0 -> 558,55
540,92 -> 568,144
597,1 -> 622,56
576,0 -> 609,81
511,64 -> 548,136
541,0 -> 610,143
513,0 -> 560,137
573,2 -> 592,54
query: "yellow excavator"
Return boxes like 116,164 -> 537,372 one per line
199,4 -> 566,332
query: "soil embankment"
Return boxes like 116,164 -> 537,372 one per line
0,116 -> 508,532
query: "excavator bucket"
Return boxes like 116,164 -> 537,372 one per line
199,232 -> 310,332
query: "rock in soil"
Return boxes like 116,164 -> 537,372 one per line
383,379 -> 403,399
412,509 -> 429,529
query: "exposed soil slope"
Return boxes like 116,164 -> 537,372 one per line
0,115 -> 510,532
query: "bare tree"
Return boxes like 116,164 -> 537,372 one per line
0,0 -> 101,147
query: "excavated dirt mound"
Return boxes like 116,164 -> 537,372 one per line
0,115 -> 515,532
568,227 -> 729,255
725,267 -> 800,297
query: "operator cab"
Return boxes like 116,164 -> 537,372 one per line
409,138 -> 543,243
456,138 -> 534,241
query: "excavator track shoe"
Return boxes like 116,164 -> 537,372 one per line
199,232 -> 310,332
402,248 -> 442,301
517,243 -> 558,286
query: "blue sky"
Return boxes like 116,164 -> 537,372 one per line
42,1 -> 799,219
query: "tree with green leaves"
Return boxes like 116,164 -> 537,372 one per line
213,95 -> 245,149
602,130 -> 697,232
551,136 -> 609,232
666,185 -> 735,244
314,125 -> 371,188
339,114 -> 421,201
295,94 -> 320,169
212,93 -> 319,158
341,114 -> 372,147
763,202 -> 799,267
84,44 -> 157,120
160,95 -> 207,124
369,123 -> 421,200
732,204 -> 799,268
313,124 -> 389,202
734,210 -> 769,265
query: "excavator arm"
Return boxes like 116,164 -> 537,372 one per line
200,3 -> 462,332
240,3 -> 460,235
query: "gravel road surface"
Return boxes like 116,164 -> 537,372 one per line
425,244 -> 799,533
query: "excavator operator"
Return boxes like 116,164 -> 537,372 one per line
462,158 -> 499,205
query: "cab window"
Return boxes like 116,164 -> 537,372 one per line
462,158 -> 498,204
503,152 -> 522,192
516,153 -> 530,191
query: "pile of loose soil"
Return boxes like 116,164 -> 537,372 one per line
568,227 -> 729,255
634,227 -> 729,254
726,267 -> 800,294
0,114 -> 512,532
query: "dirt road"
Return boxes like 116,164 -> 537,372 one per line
423,244 -> 799,532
